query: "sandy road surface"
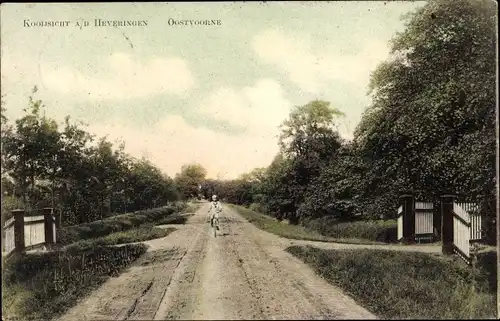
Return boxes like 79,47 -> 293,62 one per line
58,203 -> 378,320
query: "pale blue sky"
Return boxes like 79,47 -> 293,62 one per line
1,1 -> 425,179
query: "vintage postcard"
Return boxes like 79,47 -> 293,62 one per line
1,1 -> 498,320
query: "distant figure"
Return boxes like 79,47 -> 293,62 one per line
208,194 -> 222,229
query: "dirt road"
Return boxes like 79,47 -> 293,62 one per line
57,203 -> 377,320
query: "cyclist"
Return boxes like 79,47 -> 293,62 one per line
208,194 -> 222,230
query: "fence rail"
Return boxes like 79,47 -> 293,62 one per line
452,202 -> 471,261
415,202 -> 433,238
24,215 -> 45,248
396,196 -> 485,264
2,208 -> 56,258
451,202 -> 483,264
397,205 -> 403,240
3,217 -> 16,256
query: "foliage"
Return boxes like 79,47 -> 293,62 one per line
2,243 -> 148,321
66,225 -> 175,249
174,163 -> 207,200
301,217 -> 398,243
287,245 -> 496,319
232,205 -> 386,245
354,0 -> 496,220
1,89 -> 181,226
207,0 -> 496,243
56,204 -> 184,245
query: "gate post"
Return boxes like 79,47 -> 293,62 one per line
399,195 -> 415,243
43,208 -> 56,245
433,197 -> 441,241
440,195 -> 456,255
12,209 -> 25,253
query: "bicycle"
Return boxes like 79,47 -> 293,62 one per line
213,217 -> 220,237
210,216 -> 220,237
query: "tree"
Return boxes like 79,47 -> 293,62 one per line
355,0 -> 496,222
174,163 -> 207,200
1,86 -> 182,226
265,100 -> 346,223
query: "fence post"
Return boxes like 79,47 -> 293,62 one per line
43,208 -> 56,245
399,195 -> 415,243
1,207 -> 5,251
433,197 -> 441,241
440,195 -> 456,255
12,209 -> 25,253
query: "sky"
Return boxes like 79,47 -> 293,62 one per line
1,1 -> 425,179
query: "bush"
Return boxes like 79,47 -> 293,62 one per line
2,243 -> 148,320
56,204 -> 184,245
232,205 -> 383,245
249,202 -> 268,214
301,217 -> 398,243
65,225 -> 176,249
286,245 -> 496,319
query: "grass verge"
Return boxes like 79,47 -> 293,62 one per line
65,224 -> 176,250
286,245 -> 496,319
231,205 -> 385,245
56,202 -> 187,245
2,243 -> 148,321
302,216 -> 398,243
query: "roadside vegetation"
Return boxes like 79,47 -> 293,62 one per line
2,202 -> 197,321
55,202 -> 190,246
0,1 -> 496,320
232,205 -> 386,245
197,0 -> 496,248
286,245 -> 497,319
65,225 -> 176,250
2,243 -> 148,321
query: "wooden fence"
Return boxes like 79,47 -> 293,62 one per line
451,202 -> 482,264
397,194 -> 485,265
414,202 -> 434,242
397,196 -> 437,243
3,217 -> 16,255
397,205 -> 403,241
2,208 -> 57,258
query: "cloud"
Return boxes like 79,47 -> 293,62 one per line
39,52 -> 194,100
198,78 -> 292,136
1,52 -> 39,89
87,114 -> 281,180
252,29 -> 390,93
86,79 -> 294,179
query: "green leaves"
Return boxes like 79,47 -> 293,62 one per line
352,0 -> 496,219
174,163 -> 207,200
1,88 -> 180,225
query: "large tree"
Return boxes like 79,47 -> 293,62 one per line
2,88 -> 181,225
355,0 -> 496,224
174,163 -> 207,200
262,100 -> 346,223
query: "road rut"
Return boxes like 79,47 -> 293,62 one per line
57,203 -> 377,320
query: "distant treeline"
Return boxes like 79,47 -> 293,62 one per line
199,0 -> 497,242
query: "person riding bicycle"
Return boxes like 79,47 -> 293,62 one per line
208,194 -> 222,229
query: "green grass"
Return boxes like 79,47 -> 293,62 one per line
64,224 -> 176,250
2,243 -> 148,321
302,216 -> 399,243
231,205 -> 386,245
2,202 -> 199,321
56,202 -> 188,245
2,201 -> 199,320
286,245 -> 497,319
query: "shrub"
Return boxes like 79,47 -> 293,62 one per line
249,202 -> 268,214
65,225 -> 176,249
2,243 -> 148,320
301,217 -> 398,243
56,204 -> 183,245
